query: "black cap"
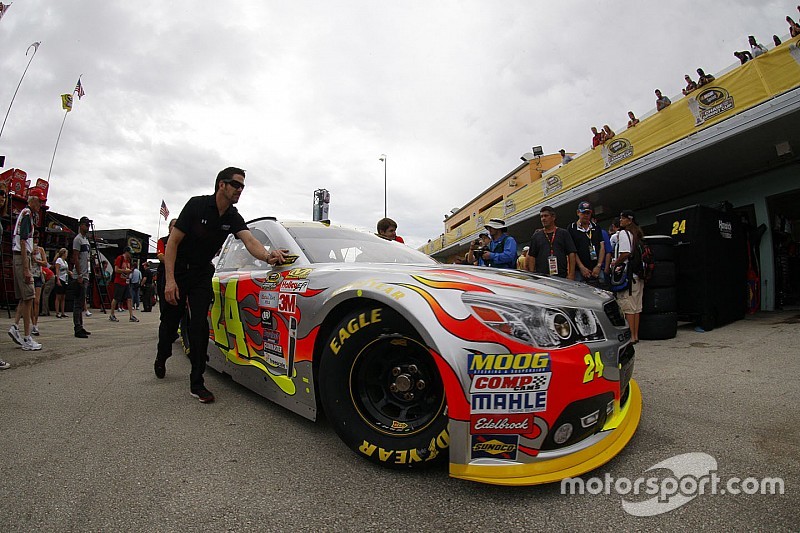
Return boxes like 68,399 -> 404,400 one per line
620,209 -> 636,221
123,246 -> 132,253
79,216 -> 92,225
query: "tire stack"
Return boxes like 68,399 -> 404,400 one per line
639,235 -> 678,340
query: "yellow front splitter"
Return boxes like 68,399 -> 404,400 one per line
450,379 -> 642,486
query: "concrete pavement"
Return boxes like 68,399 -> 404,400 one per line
0,307 -> 797,531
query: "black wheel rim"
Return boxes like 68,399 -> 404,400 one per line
350,335 -> 445,436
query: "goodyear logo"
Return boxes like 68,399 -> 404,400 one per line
471,435 -> 518,459
691,87 -> 734,126
604,138 -> 633,169
468,352 -> 551,375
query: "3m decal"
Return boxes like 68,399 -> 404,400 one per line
470,414 -> 533,435
469,373 -> 552,393
468,352 -> 551,375
285,268 -> 312,280
278,293 -> 297,313
259,291 -> 279,308
329,309 -> 382,355
471,434 -> 518,460
583,351 -> 605,383
279,279 -> 309,293
358,429 -> 449,465
470,391 -> 547,413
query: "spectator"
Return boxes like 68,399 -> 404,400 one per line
788,16 -> 800,38
655,89 -> 671,111
611,210 -> 645,343
480,218 -> 518,269
141,262 -> 155,312
157,219 -> 176,314
773,35 -> 782,47
602,125 -> 615,142
53,248 -> 70,318
559,149 -> 573,165
590,127 -> 603,149
681,74 -> 698,95
517,246 -> 529,270
71,216 -> 93,339
696,68 -> 715,87
526,206 -> 576,279
156,166 -> 287,404
466,232 -> 491,266
733,50 -> 753,64
30,232 -> 47,336
627,111 -> 640,128
109,247 -> 138,323
0,190 -> 7,369
749,35 -> 768,57
377,217 -> 405,243
568,201 -> 605,287
130,262 -> 142,310
8,188 -> 45,351
40,264 -> 55,316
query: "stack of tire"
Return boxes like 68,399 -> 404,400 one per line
639,235 -> 678,340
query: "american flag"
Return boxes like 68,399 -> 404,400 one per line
75,79 -> 85,100
0,3 -> 11,22
160,200 -> 169,220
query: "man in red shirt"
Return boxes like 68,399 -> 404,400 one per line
109,247 -> 138,322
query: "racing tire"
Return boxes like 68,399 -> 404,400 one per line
642,286 -> 677,314
319,305 -> 449,469
647,261 -> 676,288
644,235 -> 676,263
639,312 -> 678,340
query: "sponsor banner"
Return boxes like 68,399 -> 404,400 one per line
603,138 -> 634,169
264,341 -> 283,357
471,434 -> 518,460
470,414 -> 533,435
689,87 -> 734,126
264,329 -> 280,343
470,391 -> 547,414
469,372 -> 552,393
259,291 -> 279,308
468,352 -> 551,376
279,279 -> 309,293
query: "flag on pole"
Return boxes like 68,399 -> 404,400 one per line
160,200 -> 169,220
61,94 -> 73,112
75,79 -> 85,99
0,3 -> 12,22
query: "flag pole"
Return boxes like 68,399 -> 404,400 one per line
0,42 -> 41,144
46,109 -> 70,183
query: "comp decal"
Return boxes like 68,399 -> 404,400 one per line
469,373 -> 552,393
358,428 -> 449,465
471,434 -> 518,460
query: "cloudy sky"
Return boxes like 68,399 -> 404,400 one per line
0,1 -> 793,250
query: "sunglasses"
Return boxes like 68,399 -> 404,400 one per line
224,179 -> 245,190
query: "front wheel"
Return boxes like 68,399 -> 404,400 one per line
319,305 -> 449,469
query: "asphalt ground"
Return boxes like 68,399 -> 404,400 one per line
0,307 -> 797,532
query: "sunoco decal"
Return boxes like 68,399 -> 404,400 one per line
688,87 -> 734,126
471,434 -> 518,460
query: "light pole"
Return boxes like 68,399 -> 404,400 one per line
379,154 -> 387,218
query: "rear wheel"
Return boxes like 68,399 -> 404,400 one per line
319,305 -> 449,469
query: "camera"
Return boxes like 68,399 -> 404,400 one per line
473,246 -> 488,259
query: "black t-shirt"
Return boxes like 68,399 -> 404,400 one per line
174,195 -> 248,269
568,221 -> 604,269
529,227 -> 576,278
141,268 -> 154,286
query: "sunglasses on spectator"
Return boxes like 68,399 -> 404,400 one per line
224,179 -> 245,190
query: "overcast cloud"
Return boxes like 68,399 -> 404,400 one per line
0,0 -> 793,249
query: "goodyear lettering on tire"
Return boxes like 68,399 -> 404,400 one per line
329,308 -> 382,355
358,428 -> 450,465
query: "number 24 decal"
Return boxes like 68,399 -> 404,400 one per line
583,352 -> 605,383
671,219 -> 686,235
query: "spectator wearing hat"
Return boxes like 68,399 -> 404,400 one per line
559,149 -> 573,165
611,210 -> 645,343
696,68 -> 715,88
70,216 -> 93,338
109,247 -> 138,323
517,246 -> 529,270
8,188 -> 46,350
526,206 -> 577,278
568,201 -> 605,286
466,232 -> 491,266
481,218 -> 518,269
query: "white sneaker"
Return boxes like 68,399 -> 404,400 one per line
84,310 -> 93,317
0,359 -> 10,369
31,325 -> 40,336
8,325 -> 22,346
22,336 -> 42,351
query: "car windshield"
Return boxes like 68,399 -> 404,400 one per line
285,224 -> 437,265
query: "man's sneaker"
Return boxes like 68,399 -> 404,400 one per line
75,330 -> 89,339
22,336 -> 42,351
130,316 -> 139,323
109,315 -> 119,322
0,359 -> 10,369
190,387 -> 215,403
80,329 -> 91,335
31,325 -> 40,336
84,310 -> 92,317
8,325 -> 22,346
154,358 -> 166,379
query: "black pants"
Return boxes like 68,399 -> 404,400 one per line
157,267 -> 213,391
72,279 -> 87,333
142,284 -> 154,311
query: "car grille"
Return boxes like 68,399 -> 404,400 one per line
618,344 -> 635,406
604,300 -> 626,327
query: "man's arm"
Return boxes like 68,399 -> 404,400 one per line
525,253 -> 535,273
567,252 -> 576,280
237,229 -> 287,266
163,227 -> 185,305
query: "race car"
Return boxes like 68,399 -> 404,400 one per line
203,218 -> 641,485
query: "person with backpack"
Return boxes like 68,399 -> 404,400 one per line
611,209 -> 645,343
480,218 -> 518,269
